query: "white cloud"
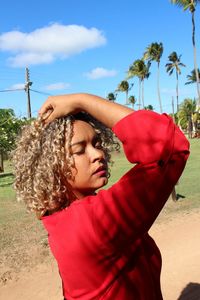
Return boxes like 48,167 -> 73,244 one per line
43,82 -> 71,91
8,53 -> 54,67
9,83 -> 25,89
0,23 -> 106,67
85,67 -> 117,80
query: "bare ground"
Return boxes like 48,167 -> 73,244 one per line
0,210 -> 199,300
150,210 -> 200,300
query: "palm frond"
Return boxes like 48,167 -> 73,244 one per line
117,80 -> 129,92
185,68 -> 200,84
143,42 -> 163,63
170,0 -> 199,12
166,51 -> 185,76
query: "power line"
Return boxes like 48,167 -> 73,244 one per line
0,86 -> 52,97
0,88 -> 24,92
30,88 -> 52,96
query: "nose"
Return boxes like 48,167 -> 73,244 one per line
90,146 -> 105,162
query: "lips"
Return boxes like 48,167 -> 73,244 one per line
93,165 -> 107,176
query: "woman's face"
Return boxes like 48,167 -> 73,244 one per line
68,120 -> 108,199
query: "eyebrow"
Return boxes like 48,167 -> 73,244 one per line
70,134 -> 99,147
70,141 -> 85,147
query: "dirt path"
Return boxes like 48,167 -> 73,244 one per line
150,211 -> 200,300
0,211 -> 199,300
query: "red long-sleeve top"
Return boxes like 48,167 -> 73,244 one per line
42,111 -> 189,300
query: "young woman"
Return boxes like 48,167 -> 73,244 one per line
13,93 -> 189,300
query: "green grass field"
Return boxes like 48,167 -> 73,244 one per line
161,139 -> 200,216
0,139 -> 199,284
108,139 -> 200,218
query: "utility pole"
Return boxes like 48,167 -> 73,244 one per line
25,67 -> 32,118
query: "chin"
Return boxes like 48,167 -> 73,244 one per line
98,177 -> 108,188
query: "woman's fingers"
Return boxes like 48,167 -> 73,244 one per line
40,108 -> 54,123
39,98 -> 53,116
38,94 -> 80,123
38,97 -> 59,123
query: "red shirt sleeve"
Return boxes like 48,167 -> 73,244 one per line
113,110 -> 188,164
84,110 -> 190,251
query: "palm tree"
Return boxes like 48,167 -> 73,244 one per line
127,60 -> 142,109
185,68 -> 200,84
106,92 -> 116,102
177,98 -> 197,138
127,59 -> 150,109
128,95 -> 136,108
165,51 -> 186,112
140,62 -> 151,109
144,104 -> 154,110
171,0 -> 200,106
192,110 -> 200,136
116,80 -> 130,105
143,42 -> 163,113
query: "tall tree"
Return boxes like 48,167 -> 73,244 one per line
127,59 -> 150,109
143,42 -> 164,113
192,109 -> 200,136
144,104 -> 154,110
0,109 -> 29,172
165,51 -> 186,112
106,92 -> 116,102
171,0 -> 200,106
116,80 -> 133,105
128,95 -> 137,108
185,68 -> 200,84
177,98 -> 197,138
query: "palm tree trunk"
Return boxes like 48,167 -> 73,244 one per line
157,62 -> 163,113
141,80 -> 145,108
188,115 -> 193,139
192,11 -> 200,106
176,71 -> 179,112
172,96 -> 175,122
126,90 -> 128,105
138,79 -> 141,110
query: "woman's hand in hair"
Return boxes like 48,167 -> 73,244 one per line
38,94 -> 81,124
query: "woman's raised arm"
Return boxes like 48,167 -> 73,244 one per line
39,93 -> 133,128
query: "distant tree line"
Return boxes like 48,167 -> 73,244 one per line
0,109 -> 32,172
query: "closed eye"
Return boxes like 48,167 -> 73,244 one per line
73,148 -> 85,155
70,142 -> 86,156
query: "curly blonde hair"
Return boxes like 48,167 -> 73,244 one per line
12,112 -> 120,219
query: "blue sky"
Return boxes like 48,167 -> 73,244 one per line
0,0 -> 200,117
